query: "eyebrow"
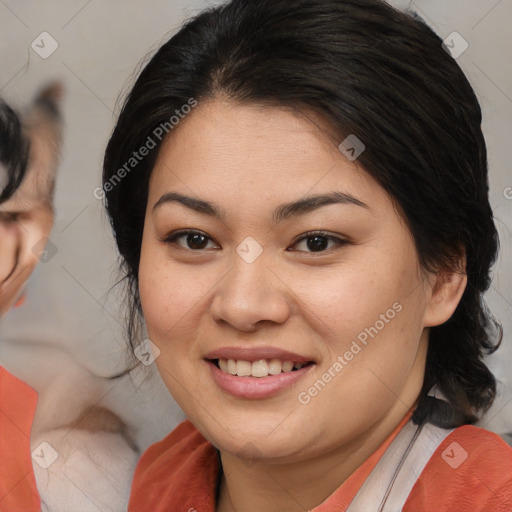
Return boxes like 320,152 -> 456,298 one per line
153,191 -> 370,225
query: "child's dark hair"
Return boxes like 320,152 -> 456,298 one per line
102,0 -> 502,428
0,98 -> 29,203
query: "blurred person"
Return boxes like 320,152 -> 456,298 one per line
0,83 -> 63,511
0,85 -> 138,512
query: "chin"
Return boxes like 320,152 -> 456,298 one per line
202,419 -> 307,461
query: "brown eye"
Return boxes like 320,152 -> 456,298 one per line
304,235 -> 329,252
185,233 -> 209,250
289,231 -> 348,253
163,230 -> 218,251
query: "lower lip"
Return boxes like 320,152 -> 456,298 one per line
206,360 -> 315,399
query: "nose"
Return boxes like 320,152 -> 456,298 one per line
209,245 -> 291,332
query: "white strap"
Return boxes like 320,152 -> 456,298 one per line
346,419 -> 454,512
379,421 -> 454,511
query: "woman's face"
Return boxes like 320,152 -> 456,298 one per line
139,98 -> 434,461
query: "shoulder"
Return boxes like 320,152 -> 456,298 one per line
0,366 -> 40,512
405,424 -> 512,511
0,365 -> 37,396
0,366 -> 38,435
128,420 -> 219,511
134,419 -> 215,474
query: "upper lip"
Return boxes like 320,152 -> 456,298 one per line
204,346 -> 315,363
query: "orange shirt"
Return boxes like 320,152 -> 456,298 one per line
0,367 -> 40,512
129,408 -> 512,511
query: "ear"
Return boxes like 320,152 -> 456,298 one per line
422,250 -> 467,328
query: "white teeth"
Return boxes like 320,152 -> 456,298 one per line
217,358 -> 307,377
227,359 -> 237,375
236,360 -> 252,377
268,359 -> 283,375
282,361 -> 294,372
251,359 -> 269,377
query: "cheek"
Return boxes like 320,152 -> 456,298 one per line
297,253 -> 426,379
138,242 -> 175,344
294,259 -> 412,335
139,240 -> 180,321
138,253 -> 199,401
138,245 -> 214,358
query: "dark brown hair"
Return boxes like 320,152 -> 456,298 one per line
0,98 -> 29,203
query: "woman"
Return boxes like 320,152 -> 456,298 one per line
102,0 -> 512,510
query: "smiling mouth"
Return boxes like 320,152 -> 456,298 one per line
211,358 -> 315,378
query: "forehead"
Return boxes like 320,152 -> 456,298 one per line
148,99 -> 386,215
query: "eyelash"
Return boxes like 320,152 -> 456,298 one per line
161,230 -> 349,254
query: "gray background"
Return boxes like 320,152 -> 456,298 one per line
0,0 -> 511,452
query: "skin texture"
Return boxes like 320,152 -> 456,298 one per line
138,98 -> 467,511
